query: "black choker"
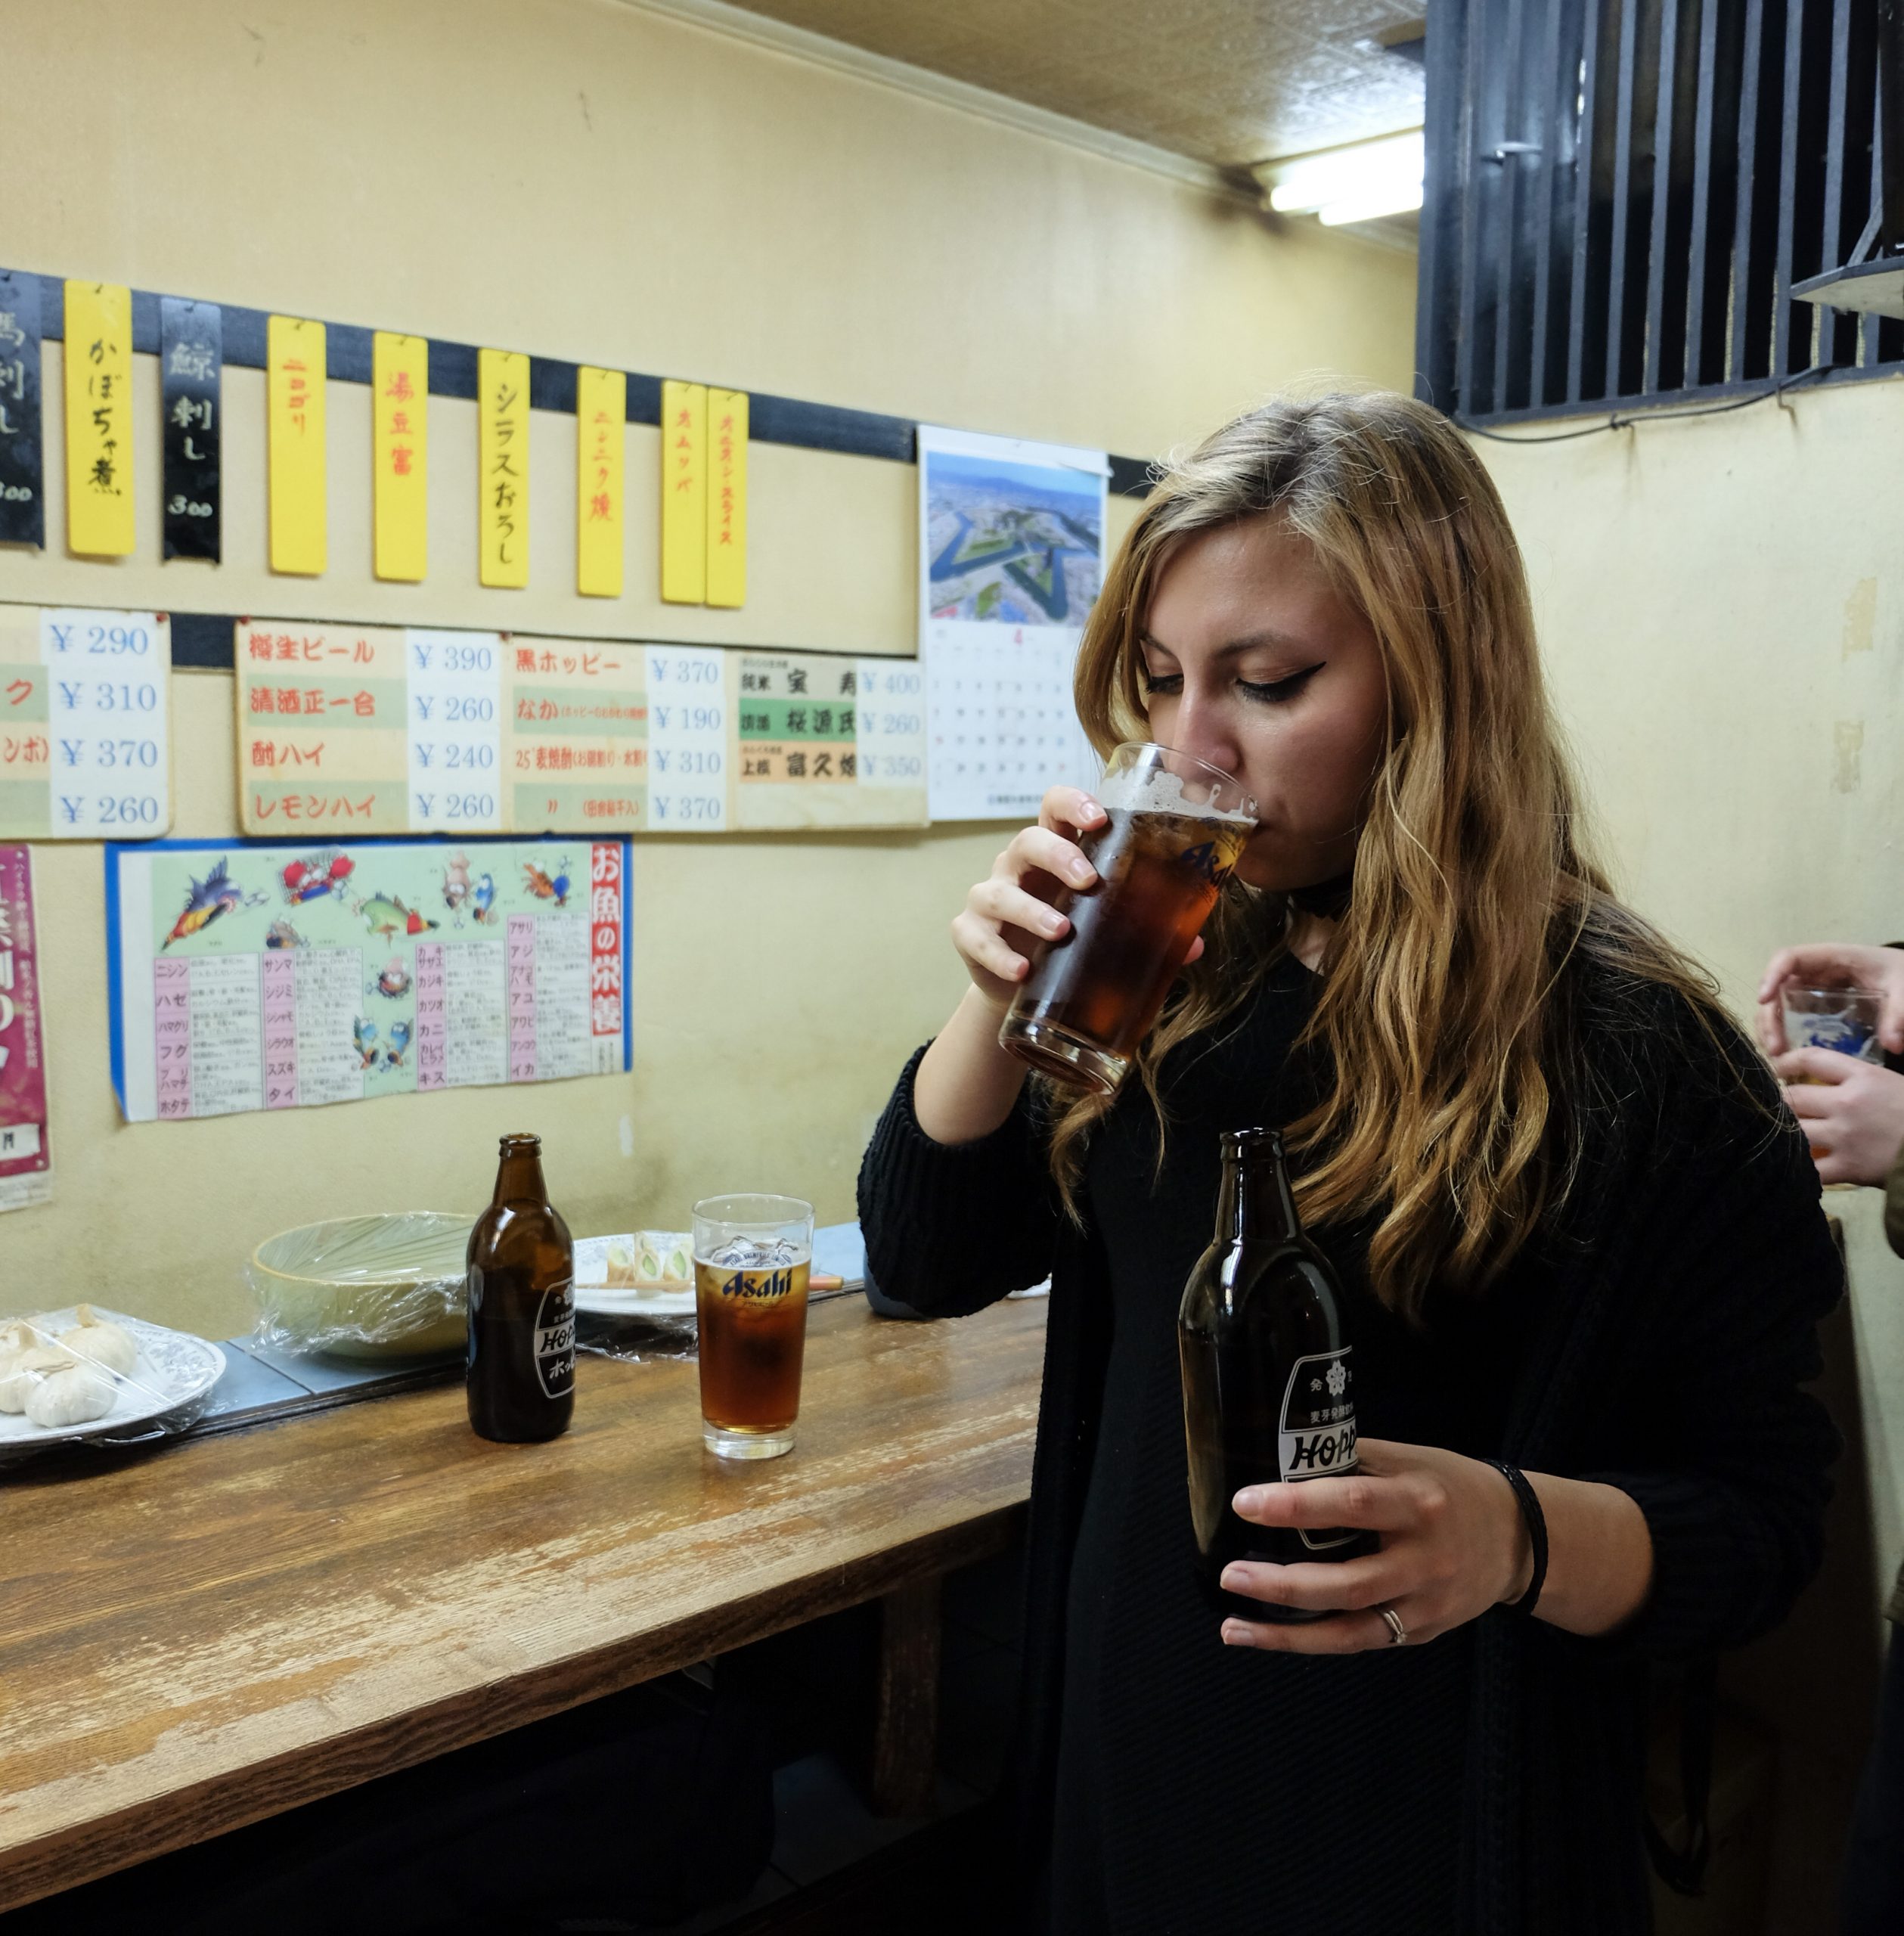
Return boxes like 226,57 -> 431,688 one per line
1287,873 -> 1354,921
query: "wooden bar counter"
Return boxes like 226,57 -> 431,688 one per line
0,1295 -> 1046,1914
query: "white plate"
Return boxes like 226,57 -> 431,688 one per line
0,1309 -> 227,1451
575,1283 -> 697,1319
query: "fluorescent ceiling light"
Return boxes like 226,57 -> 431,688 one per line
1318,180 -> 1425,225
1257,130 -> 1424,226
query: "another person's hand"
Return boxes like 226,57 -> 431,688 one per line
1757,942 -> 1904,1056
1216,1439 -> 1528,1652
1773,1050 -> 1904,1187
948,783 -> 1206,1013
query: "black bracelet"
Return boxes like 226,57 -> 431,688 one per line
1487,1460 -> 1549,1617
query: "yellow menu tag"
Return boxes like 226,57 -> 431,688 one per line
659,378 -> 707,604
267,316 -> 327,576
373,331 -> 429,583
63,281 -> 135,557
479,348 -> 530,588
575,365 -> 625,598
705,389 -> 748,610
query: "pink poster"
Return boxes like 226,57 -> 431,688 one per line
0,845 -> 51,1211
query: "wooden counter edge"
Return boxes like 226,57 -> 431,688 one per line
0,1501 -> 1026,1914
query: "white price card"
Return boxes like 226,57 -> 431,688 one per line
855,657 -> 928,790
405,628 -> 503,833
643,644 -> 730,831
38,608 -> 172,837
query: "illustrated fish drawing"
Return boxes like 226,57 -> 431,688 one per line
281,848 -> 355,907
264,920 -> 304,951
471,873 -> 496,924
384,1019 -> 412,1070
352,1016 -> 379,1069
162,859 -> 245,950
375,957 -> 411,999
523,859 -> 572,908
356,893 -> 438,942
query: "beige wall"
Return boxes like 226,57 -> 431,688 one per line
1479,377 -> 1904,1924
0,0 -> 1418,1340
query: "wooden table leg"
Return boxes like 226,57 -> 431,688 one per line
870,1575 -> 941,1817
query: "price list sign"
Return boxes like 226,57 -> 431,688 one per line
237,618 -> 408,836
0,603 -> 172,840
110,836 -> 631,1123
643,644 -> 730,831
229,619 -> 925,837
506,634 -> 648,831
733,652 -> 926,830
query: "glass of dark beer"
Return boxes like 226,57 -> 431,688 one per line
998,741 -> 1257,1095
693,1193 -> 814,1459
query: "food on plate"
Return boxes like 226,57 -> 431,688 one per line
580,1232 -> 694,1293
0,1346 -> 77,1414
24,1363 -> 116,1429
0,1321 -> 34,1382
636,1233 -> 693,1289
60,1305 -> 139,1379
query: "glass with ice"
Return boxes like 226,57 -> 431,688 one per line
998,742 -> 1258,1096
1781,984 -> 1884,1072
692,1194 -> 815,1459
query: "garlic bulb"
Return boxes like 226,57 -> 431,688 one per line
0,1345 -> 76,1414
60,1305 -> 138,1379
0,1321 -> 33,1382
25,1363 -> 116,1429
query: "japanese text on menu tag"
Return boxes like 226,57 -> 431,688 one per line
705,389 -> 747,610
0,271 -> 45,550
64,282 -> 135,557
479,349 -> 530,589
374,333 -> 429,583
406,628 -> 502,831
642,645 -> 727,830
575,366 -> 625,599
39,608 -> 170,836
267,316 -> 327,576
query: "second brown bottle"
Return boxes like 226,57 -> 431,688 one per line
467,1131 -> 575,1443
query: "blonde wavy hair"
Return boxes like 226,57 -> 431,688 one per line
1047,388 -> 1732,1318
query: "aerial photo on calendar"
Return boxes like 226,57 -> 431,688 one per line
923,449 -> 1103,626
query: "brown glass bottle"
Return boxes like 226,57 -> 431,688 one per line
467,1133 -> 575,1443
1178,1127 -> 1376,1623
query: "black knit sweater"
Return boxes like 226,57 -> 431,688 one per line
857,957 -> 1844,1934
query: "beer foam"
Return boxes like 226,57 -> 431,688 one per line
1095,762 -> 1255,824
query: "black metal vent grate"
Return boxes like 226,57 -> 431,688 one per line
1418,0 -> 1904,424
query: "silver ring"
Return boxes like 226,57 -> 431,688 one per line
1378,1605 -> 1408,1646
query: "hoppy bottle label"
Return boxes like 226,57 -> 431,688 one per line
533,1278 -> 576,1399
1277,1347 -> 1360,1552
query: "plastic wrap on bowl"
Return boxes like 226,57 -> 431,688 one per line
247,1212 -> 474,1359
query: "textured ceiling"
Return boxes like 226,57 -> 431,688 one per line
715,0 -> 1427,169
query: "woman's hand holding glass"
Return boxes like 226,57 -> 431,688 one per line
948,783 -> 1216,1011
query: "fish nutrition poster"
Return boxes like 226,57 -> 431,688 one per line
107,837 -> 630,1122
